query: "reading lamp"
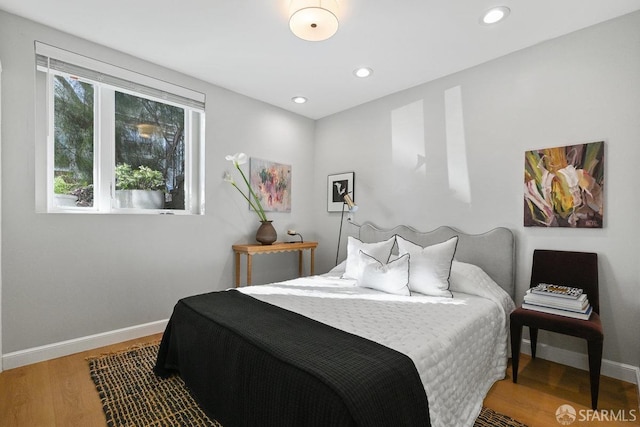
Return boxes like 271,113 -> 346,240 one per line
287,229 -> 304,243
336,192 -> 358,265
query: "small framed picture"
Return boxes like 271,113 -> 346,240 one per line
327,172 -> 355,212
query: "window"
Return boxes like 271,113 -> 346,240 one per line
36,42 -> 205,214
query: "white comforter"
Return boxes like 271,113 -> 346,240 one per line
239,261 -> 515,427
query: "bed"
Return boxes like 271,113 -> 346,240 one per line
155,223 -> 516,427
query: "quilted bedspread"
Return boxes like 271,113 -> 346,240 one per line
240,263 -> 515,427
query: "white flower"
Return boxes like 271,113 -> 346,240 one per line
223,171 -> 235,184
223,153 -> 268,222
225,153 -> 248,166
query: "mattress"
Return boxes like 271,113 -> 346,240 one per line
239,261 -> 515,427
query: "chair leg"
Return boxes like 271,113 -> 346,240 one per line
587,339 -> 603,410
529,327 -> 539,359
510,322 -> 522,383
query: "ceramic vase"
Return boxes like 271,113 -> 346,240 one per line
256,220 -> 277,245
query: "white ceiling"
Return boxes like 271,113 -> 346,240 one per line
1,1 -> 639,119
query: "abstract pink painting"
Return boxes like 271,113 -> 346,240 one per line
250,158 -> 291,212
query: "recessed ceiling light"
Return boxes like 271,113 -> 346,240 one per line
291,96 -> 307,104
353,67 -> 373,78
480,6 -> 510,25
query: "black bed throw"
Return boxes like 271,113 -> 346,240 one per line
155,290 -> 431,427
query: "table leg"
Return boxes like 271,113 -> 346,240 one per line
298,251 -> 303,277
234,252 -> 241,288
246,254 -> 253,286
310,247 -> 315,276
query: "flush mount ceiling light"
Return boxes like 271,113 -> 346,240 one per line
480,6 -> 511,25
289,0 -> 339,42
291,96 -> 308,104
353,67 -> 373,78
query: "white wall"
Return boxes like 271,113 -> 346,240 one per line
0,10 -> 316,354
0,59 -> 3,370
1,8 -> 639,374
314,12 -> 640,369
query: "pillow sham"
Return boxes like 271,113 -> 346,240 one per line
449,260 -> 482,295
327,260 -> 347,275
449,260 -> 497,295
356,250 -> 410,296
343,236 -> 396,280
449,261 -> 515,317
396,235 -> 458,297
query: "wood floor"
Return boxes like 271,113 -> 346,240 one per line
0,334 -> 638,427
484,356 -> 639,427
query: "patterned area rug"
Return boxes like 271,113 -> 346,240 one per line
87,342 -> 527,427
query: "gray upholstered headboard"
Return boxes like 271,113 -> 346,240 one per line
356,223 -> 516,299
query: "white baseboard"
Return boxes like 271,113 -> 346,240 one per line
520,339 -> 639,385
1,319 -> 168,370
636,365 -> 640,412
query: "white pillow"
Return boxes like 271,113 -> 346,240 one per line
357,251 -> 410,296
343,236 -> 396,279
449,261 -> 500,295
449,261 -> 482,294
449,261 -> 516,318
396,235 -> 458,297
327,260 -> 346,275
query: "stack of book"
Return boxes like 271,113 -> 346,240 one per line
523,283 -> 592,320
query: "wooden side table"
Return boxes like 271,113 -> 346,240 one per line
232,241 -> 319,287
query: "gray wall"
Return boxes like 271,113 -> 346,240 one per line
0,10 -> 316,353
314,12 -> 640,368
1,8 -> 639,372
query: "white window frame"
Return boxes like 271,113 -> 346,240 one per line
35,42 -> 206,215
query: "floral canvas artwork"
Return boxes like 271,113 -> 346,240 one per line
524,141 -> 604,228
250,158 -> 291,212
